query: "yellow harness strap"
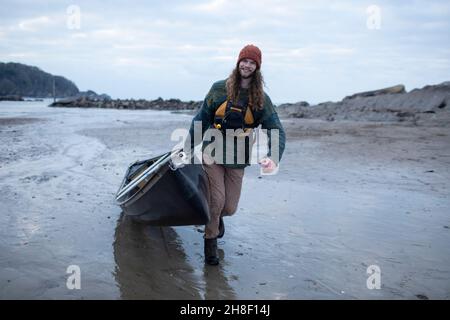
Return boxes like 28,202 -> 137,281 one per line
215,100 -> 255,126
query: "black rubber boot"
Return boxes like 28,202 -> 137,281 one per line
218,217 -> 225,239
204,238 -> 219,265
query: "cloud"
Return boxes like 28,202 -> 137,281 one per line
180,0 -> 296,18
420,21 -> 450,30
192,0 -> 227,12
18,16 -> 52,31
70,32 -> 88,39
210,55 -> 234,61
91,28 -> 136,40
271,45 -> 355,61
2,52 -> 37,59
0,0 -> 449,103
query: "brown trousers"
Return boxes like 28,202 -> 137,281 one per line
203,161 -> 245,239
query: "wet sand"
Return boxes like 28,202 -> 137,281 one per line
0,100 -> 449,299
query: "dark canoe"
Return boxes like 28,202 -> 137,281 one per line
115,150 -> 210,226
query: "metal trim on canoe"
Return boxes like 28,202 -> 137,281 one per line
116,151 -> 172,204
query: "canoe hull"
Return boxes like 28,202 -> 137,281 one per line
116,153 -> 210,226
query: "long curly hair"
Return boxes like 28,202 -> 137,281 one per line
225,67 -> 265,111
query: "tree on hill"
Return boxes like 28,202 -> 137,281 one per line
0,62 -> 79,97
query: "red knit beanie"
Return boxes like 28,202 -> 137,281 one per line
237,44 -> 262,69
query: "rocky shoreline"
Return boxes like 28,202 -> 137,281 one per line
46,81 -> 450,126
277,82 -> 450,126
0,95 -> 24,101
49,96 -> 202,111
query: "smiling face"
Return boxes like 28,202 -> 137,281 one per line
238,58 -> 257,79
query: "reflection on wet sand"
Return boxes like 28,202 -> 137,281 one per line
113,213 -> 235,299
202,249 -> 236,300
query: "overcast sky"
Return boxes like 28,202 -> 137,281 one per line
1,0 -> 449,104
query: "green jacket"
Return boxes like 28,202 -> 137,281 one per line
187,79 -> 286,169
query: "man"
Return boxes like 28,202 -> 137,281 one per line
186,44 -> 286,265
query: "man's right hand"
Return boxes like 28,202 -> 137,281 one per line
259,157 -> 278,175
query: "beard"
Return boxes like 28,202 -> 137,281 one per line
239,69 -> 254,79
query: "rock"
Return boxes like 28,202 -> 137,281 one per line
278,101 -> 309,108
0,95 -> 24,101
49,96 -> 203,111
343,84 -> 406,100
76,90 -> 111,100
277,81 -> 450,126
277,101 -> 312,118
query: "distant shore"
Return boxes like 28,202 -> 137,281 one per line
277,82 -> 450,127
0,95 -> 24,101
49,96 -> 202,111
3,81 -> 449,127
